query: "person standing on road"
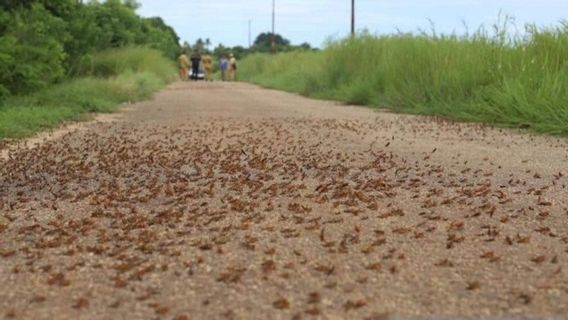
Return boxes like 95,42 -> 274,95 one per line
219,55 -> 229,81
178,53 -> 189,81
202,53 -> 214,82
190,50 -> 202,81
229,53 -> 237,81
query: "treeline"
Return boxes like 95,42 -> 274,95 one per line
184,32 -> 316,61
0,0 -> 180,99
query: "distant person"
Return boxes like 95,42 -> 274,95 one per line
219,55 -> 229,81
229,53 -> 237,81
190,51 -> 202,80
202,54 -> 214,82
178,53 -> 189,81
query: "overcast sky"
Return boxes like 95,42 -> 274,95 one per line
136,0 -> 568,48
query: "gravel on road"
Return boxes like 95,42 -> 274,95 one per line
1,81 -> 567,320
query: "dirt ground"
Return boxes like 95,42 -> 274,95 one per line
1,81 -> 567,320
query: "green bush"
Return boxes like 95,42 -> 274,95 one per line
0,0 -> 181,98
0,47 -> 175,139
239,24 -> 568,135
0,4 -> 67,96
0,1 -> 180,139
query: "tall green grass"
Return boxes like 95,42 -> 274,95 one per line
77,47 -> 176,81
0,47 -> 176,139
240,23 -> 568,135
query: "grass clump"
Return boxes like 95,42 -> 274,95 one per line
239,22 -> 568,135
0,47 -> 175,139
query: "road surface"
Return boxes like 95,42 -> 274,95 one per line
1,82 -> 567,320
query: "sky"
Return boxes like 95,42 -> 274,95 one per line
136,0 -> 568,48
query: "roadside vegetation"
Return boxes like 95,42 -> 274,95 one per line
0,48 -> 175,138
240,22 -> 568,135
0,0 -> 179,139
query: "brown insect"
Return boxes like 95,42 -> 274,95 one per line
531,255 -> 546,264
344,298 -> 368,311
480,251 -> 501,263
466,281 -> 481,291
273,297 -> 290,309
314,264 -> 335,276
72,298 -> 89,309
47,273 -> 70,287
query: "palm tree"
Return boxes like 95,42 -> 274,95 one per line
205,38 -> 211,52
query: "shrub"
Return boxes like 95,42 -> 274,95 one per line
0,47 -> 175,139
0,4 -> 67,96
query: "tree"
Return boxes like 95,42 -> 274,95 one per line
230,46 -> 247,59
0,0 -> 36,10
123,0 -> 140,10
253,32 -> 290,52
0,0 -> 78,16
193,38 -> 205,52
299,42 -> 312,50
205,38 -> 211,51
213,43 -> 227,58
182,41 -> 192,55
0,0 -> 181,98
140,17 -> 181,59
0,3 -> 67,95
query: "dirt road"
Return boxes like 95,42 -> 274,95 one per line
1,81 -> 567,320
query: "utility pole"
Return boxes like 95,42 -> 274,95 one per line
248,20 -> 252,48
271,0 -> 276,53
351,0 -> 355,37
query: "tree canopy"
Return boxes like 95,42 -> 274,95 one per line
0,0 -> 181,99
253,32 -> 291,51
182,32 -> 315,62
